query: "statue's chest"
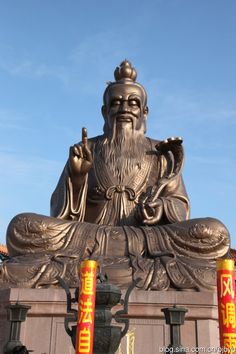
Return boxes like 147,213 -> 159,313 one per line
87,152 -> 155,200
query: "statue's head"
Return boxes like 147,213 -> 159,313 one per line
102,60 -> 149,137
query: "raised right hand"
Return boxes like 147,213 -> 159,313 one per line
69,127 -> 93,177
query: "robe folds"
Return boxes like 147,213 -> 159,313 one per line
0,136 -> 230,290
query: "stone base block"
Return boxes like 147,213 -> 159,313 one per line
0,288 -> 220,354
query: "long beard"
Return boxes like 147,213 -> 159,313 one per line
98,126 -> 147,183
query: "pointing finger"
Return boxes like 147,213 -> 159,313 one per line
82,127 -> 88,145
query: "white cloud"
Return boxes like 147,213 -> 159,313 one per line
71,31 -> 138,68
0,44 -> 69,85
145,77 -> 236,123
2,59 -> 69,85
0,31 -> 139,91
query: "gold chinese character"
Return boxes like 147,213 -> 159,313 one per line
79,299 -> 93,324
221,303 -> 236,328
126,329 -> 136,354
78,327 -> 91,353
81,270 -> 95,295
223,333 -> 236,353
220,274 -> 235,298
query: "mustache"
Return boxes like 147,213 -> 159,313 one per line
111,111 -> 138,119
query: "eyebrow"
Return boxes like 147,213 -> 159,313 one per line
128,95 -> 141,100
110,95 -> 123,100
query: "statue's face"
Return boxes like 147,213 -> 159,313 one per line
103,84 -> 148,135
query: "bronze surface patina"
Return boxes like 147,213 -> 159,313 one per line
0,60 -> 230,290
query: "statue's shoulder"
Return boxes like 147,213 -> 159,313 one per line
87,134 -> 104,147
88,134 -> 104,142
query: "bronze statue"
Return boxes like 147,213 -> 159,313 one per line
0,60 -> 230,290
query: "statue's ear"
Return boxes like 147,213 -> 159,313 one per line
143,106 -> 149,118
101,105 -> 107,119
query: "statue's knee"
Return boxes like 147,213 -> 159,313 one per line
197,217 -> 230,244
188,217 -> 230,243
204,217 -> 229,235
7,213 -> 26,230
7,213 -> 41,239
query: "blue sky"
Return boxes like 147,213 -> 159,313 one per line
0,0 -> 235,248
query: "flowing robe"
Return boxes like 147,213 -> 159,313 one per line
51,136 -> 190,226
0,136 -> 230,290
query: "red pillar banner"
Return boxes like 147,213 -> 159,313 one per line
75,260 -> 97,354
217,259 -> 236,353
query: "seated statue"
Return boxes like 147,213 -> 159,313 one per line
0,60 -> 230,290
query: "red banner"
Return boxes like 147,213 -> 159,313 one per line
75,260 -> 97,354
217,259 -> 236,353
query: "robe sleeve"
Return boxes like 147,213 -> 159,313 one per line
156,149 -> 190,223
160,175 -> 190,223
50,161 -> 88,221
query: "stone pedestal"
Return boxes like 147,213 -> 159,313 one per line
0,288 -> 220,354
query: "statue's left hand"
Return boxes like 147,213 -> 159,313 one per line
139,193 -> 163,225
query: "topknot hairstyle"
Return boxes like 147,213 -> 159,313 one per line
114,60 -> 137,82
103,60 -> 147,106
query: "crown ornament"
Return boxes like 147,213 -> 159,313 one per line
114,60 -> 137,82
